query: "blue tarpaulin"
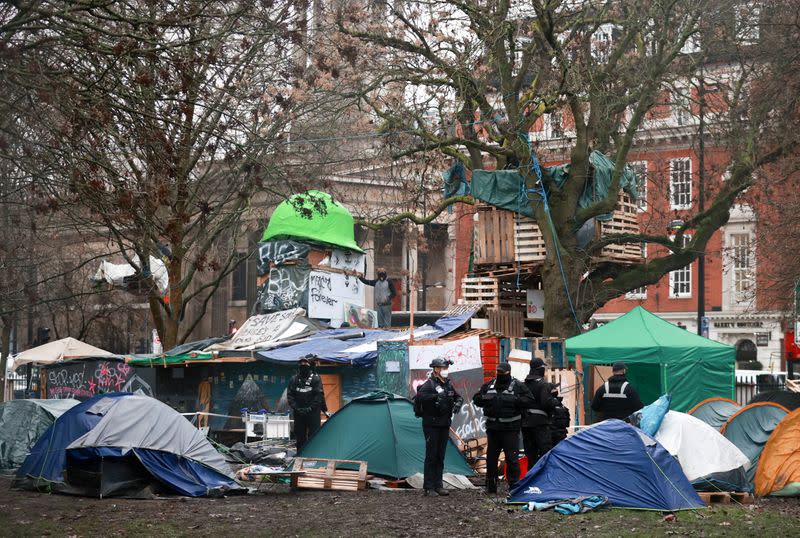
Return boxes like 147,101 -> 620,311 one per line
508,420 -> 704,510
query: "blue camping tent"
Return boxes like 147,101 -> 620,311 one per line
14,393 -> 243,497
508,420 -> 704,510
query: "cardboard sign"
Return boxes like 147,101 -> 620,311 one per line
408,335 -> 482,373
225,309 -> 304,349
308,270 -> 364,325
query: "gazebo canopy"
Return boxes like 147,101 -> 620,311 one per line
567,307 -> 735,412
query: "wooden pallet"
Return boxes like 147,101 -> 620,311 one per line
488,310 -> 525,337
696,491 -> 754,505
461,276 -> 527,311
596,194 -> 643,262
515,217 -> 547,263
291,457 -> 368,491
474,204 -> 516,265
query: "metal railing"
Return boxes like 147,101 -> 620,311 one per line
734,371 -> 786,406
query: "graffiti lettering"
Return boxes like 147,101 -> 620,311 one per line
46,360 -> 154,401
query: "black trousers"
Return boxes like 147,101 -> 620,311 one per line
522,426 -> 553,467
294,411 -> 321,452
486,428 -> 521,489
423,425 -> 450,490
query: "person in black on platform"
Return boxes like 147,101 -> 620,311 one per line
521,358 -> 558,466
414,358 -> 462,497
287,354 -> 327,451
473,362 -> 535,494
591,361 -> 643,422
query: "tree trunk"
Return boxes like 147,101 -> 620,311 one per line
541,254 -> 583,339
0,318 -> 12,402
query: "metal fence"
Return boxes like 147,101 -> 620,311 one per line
734,372 -> 786,406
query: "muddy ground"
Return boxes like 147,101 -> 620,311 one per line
1,476 -> 799,538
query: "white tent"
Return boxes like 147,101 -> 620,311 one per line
12,337 -> 115,371
655,410 -> 750,487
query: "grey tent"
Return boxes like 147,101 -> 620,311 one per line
0,399 -> 79,470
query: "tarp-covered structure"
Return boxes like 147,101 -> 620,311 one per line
91,255 -> 169,296
688,397 -> 741,430
654,411 -> 750,491
12,337 -> 116,372
299,391 -> 474,479
15,393 -> 243,497
755,408 -> 800,497
508,420 -> 704,510
566,307 -> 735,412
0,399 -> 79,470
470,150 -> 639,220
748,390 -> 800,410
261,190 -> 364,252
721,402 -> 790,485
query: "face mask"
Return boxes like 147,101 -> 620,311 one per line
440,369 -> 449,379
496,372 -> 510,379
299,365 -> 311,374
378,272 -> 387,280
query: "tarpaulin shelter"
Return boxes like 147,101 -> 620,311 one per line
298,391 -> 474,479
755,408 -> 800,496
0,399 -> 79,470
14,393 -> 243,497
508,420 -> 704,510
566,307 -> 735,412
654,411 -> 750,491
748,390 -> 800,410
721,402 -> 790,485
261,190 -> 364,253
687,397 -> 741,430
12,337 -> 115,372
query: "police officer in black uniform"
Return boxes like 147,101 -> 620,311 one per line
287,354 -> 327,451
414,358 -> 462,496
550,384 -> 571,446
473,362 -> 535,493
521,358 -> 558,466
591,361 -> 643,422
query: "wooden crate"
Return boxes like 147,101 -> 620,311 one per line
596,193 -> 643,261
474,204 -> 516,266
461,276 -> 526,311
488,310 -> 525,337
291,457 -> 368,491
514,217 -> 547,263
696,491 -> 754,505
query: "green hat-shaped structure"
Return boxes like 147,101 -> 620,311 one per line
261,190 -> 364,253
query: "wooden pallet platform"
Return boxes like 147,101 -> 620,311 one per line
291,457 -> 368,491
515,217 -> 546,263
461,276 -> 527,311
696,491 -> 754,505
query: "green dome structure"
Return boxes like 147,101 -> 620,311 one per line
261,190 -> 364,253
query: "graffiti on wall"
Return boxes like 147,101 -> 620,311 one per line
46,360 -> 155,401
264,264 -> 309,311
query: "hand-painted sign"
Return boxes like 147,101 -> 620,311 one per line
225,308 -> 305,349
308,270 -> 364,325
264,264 -> 309,311
45,360 -> 155,401
408,336 -> 482,373
329,249 -> 365,272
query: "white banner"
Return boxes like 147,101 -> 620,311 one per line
527,289 -> 545,320
223,308 -> 304,349
329,249 -> 366,272
408,335 -> 482,373
308,270 -> 364,324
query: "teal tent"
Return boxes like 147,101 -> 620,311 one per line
721,402 -> 789,486
567,307 -> 735,412
262,190 -> 364,253
0,399 -> 79,470
299,392 -> 474,479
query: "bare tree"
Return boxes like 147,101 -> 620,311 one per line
4,1 -> 321,349
324,0 -> 800,336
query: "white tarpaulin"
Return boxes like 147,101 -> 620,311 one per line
92,255 -> 169,295
655,411 -> 751,482
408,336 -> 482,373
12,337 -> 115,371
308,269 -> 364,326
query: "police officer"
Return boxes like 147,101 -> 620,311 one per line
521,358 -> 557,466
591,361 -> 643,422
473,362 -> 535,493
414,358 -> 462,496
549,384 -> 571,446
287,354 -> 327,451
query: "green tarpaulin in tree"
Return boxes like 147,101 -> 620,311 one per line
470,151 -> 638,221
566,307 -> 735,412
261,190 -> 364,253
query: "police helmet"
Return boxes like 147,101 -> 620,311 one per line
429,358 -> 453,368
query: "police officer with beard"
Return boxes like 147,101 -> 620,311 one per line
521,358 -> 558,466
473,362 -> 535,493
287,354 -> 327,451
414,358 -> 462,496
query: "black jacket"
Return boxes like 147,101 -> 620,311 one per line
473,376 -> 535,431
415,376 -> 463,427
591,374 -> 643,421
287,371 -> 327,415
521,374 -> 558,428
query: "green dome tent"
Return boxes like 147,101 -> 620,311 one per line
567,307 -> 735,412
262,190 -> 364,253
299,392 -> 474,479
0,399 -> 79,470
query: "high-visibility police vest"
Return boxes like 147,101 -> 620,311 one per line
484,379 -> 522,422
602,381 -> 629,399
